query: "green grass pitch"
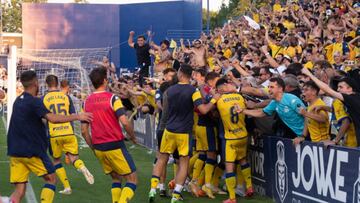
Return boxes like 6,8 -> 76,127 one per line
0,118 -> 273,203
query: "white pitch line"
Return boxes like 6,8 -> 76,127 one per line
1,117 -> 38,203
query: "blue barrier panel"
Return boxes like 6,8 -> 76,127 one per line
269,136 -> 359,203
22,1 -> 202,70
248,136 -> 274,197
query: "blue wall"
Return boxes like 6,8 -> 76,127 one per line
22,0 -> 202,70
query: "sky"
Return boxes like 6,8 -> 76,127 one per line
46,0 -> 229,11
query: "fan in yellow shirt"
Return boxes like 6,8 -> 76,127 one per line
297,81 -> 330,143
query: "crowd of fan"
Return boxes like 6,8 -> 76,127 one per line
105,0 -> 360,148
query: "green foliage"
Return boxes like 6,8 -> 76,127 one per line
202,8 -> 219,31
2,0 -> 22,33
1,0 -> 86,33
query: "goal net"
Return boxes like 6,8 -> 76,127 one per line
17,47 -> 111,98
15,48 -> 111,142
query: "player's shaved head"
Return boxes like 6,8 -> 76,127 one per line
46,75 -> 58,88
89,67 -> 107,89
20,70 -> 37,88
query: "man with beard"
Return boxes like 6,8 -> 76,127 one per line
128,31 -> 151,86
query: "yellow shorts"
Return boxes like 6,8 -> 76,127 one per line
195,126 -> 217,152
10,156 -> 55,183
50,135 -> 79,159
160,129 -> 191,156
94,142 -> 136,175
223,138 -> 248,162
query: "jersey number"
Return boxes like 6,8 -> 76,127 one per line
49,103 -> 67,115
230,106 -> 239,124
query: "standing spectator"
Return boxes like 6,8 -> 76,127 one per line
128,31 -> 151,86
294,81 -> 330,145
301,67 -> 360,146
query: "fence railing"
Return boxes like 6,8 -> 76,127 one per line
166,29 -> 202,44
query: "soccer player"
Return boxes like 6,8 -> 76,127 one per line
81,67 -> 138,203
7,70 -> 92,203
215,78 -> 253,203
148,64 -> 218,203
43,75 -> 94,195
190,68 -> 218,199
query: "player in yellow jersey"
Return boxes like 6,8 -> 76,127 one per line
43,75 -> 94,195
294,81 -> 330,144
215,78 -> 253,203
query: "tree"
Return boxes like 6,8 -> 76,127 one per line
2,0 -> 47,33
202,8 -> 219,31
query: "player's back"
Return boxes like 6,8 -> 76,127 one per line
84,91 -> 124,146
166,83 -> 197,133
217,93 -> 247,139
43,90 -> 75,137
8,92 -> 49,157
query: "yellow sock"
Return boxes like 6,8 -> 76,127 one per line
225,173 -> 236,200
241,163 -> 252,189
54,163 -> 70,189
236,164 -> 244,186
73,159 -> 85,170
40,184 -> 55,203
192,154 -> 206,181
189,152 -> 199,176
173,163 -> 178,177
198,170 -> 205,186
204,159 -> 216,185
151,176 -> 160,189
111,182 -> 122,203
119,183 -> 136,203
211,167 -> 224,187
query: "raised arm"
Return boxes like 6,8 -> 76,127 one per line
128,31 -> 135,48
301,68 -> 344,101
260,45 -> 280,68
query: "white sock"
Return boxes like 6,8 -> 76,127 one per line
205,183 -> 212,188
159,183 -> 165,191
174,184 -> 183,193
150,188 -> 156,193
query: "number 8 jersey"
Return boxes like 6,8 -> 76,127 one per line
216,93 -> 247,140
43,90 -> 75,137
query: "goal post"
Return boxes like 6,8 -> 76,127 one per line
6,46 -> 111,133
7,45 -> 17,131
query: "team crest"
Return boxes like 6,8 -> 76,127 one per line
353,158 -> 360,203
275,141 -> 288,203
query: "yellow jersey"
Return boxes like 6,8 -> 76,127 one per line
43,90 -> 75,137
217,93 -> 247,140
146,90 -> 157,109
332,99 -> 357,147
273,3 -> 282,12
283,45 -> 302,58
304,61 -> 314,70
223,48 -> 232,59
268,41 -> 283,57
307,98 -> 330,142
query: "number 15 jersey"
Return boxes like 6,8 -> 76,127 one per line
216,93 -> 247,140
43,90 -> 75,137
